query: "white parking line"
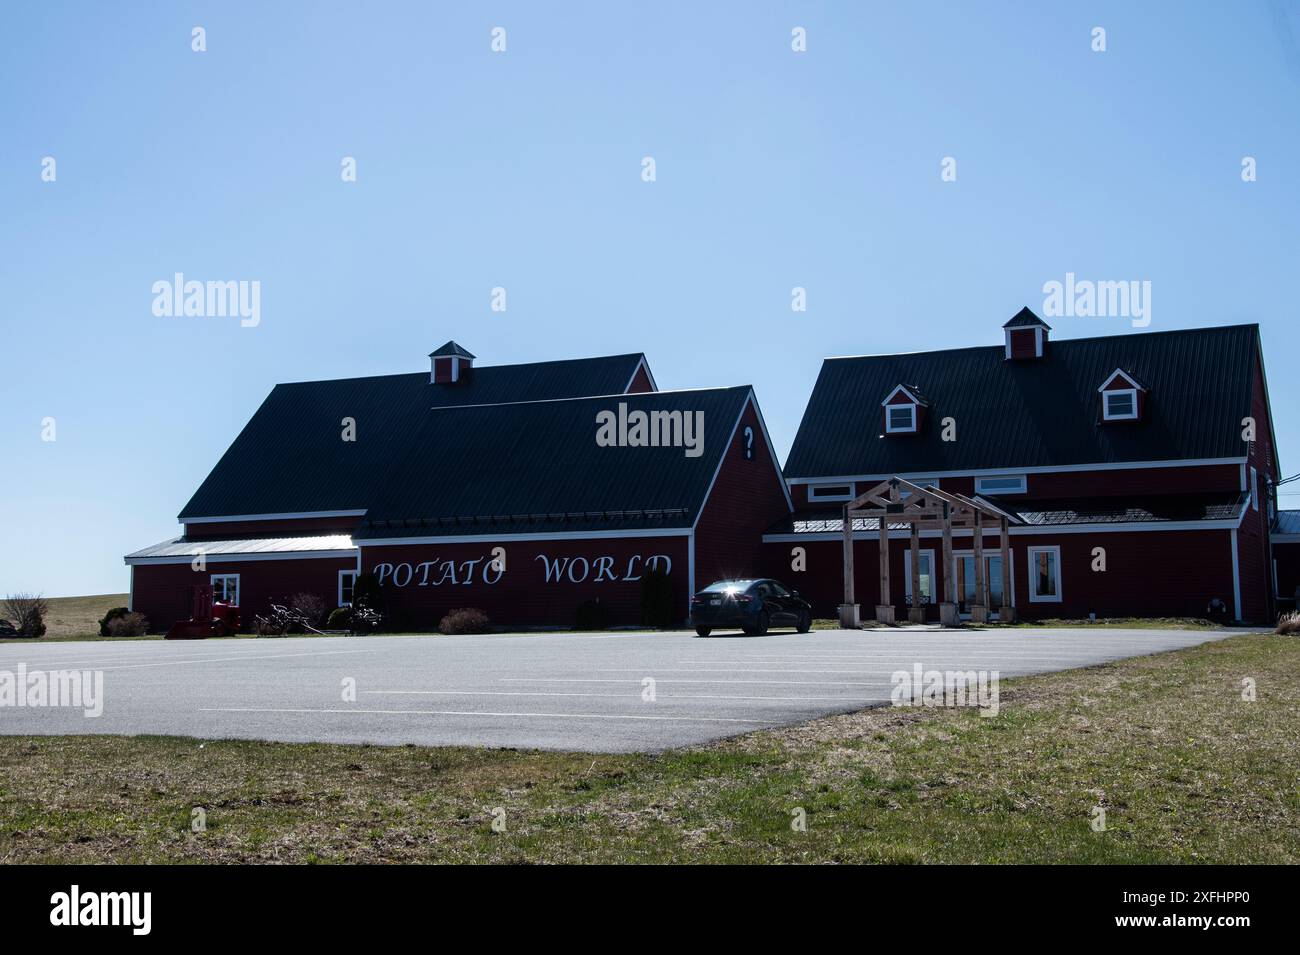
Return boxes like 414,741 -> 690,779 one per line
84,649 -> 379,672
363,690 -> 866,702
501,677 -> 883,686
199,707 -> 776,724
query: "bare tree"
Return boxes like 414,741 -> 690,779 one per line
2,593 -> 49,637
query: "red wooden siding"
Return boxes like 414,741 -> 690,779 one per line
131,556 -> 358,633
359,535 -> 690,629
762,528 -> 1238,621
626,364 -> 655,393
1008,328 -> 1038,359
1240,349 -> 1279,621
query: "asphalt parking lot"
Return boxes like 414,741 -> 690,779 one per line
0,627 -> 1236,753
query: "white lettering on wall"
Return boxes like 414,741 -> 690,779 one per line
373,553 -> 672,588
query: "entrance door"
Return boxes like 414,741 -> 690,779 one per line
955,555 -> 1004,616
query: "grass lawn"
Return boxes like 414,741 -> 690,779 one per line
1,632 -> 1295,863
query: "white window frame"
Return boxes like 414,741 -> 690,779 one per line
211,573 -> 240,606
808,482 -> 855,503
885,403 -> 917,433
1026,546 -> 1062,603
338,569 -> 358,607
1102,389 -> 1139,421
1250,466 -> 1258,511
975,474 -> 1027,495
903,549 -> 936,604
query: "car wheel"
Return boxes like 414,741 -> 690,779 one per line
694,626 -> 711,637
797,611 -> 811,633
753,611 -> 769,636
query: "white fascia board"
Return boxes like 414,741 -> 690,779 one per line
181,510 -> 367,524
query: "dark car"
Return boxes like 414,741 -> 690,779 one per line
689,578 -> 812,637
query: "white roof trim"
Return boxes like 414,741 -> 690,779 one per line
880,384 -> 926,407
1097,368 -> 1146,392
624,355 -> 658,393
181,510 -> 366,524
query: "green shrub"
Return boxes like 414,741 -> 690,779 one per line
573,599 -> 608,631
439,608 -> 491,635
107,612 -> 149,637
98,606 -> 130,636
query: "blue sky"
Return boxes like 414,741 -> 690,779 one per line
2,1 -> 1299,597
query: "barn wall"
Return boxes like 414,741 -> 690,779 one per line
790,463 -> 1242,505
693,401 -> 791,590
626,364 -> 655,393
762,527 -> 1237,621
359,535 -> 691,629
130,555 -> 359,633
1238,350 -> 1278,622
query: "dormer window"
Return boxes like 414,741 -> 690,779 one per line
881,384 -> 927,435
1098,368 -> 1146,422
886,404 -> 916,433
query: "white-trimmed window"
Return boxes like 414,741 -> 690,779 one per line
903,550 -> 936,604
1102,389 -> 1138,421
1027,546 -> 1062,603
211,574 -> 240,606
338,570 -> 358,607
975,474 -> 1027,495
886,404 -> 917,433
808,482 -> 855,503
1250,466 -> 1258,511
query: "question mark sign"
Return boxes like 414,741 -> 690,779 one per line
743,426 -> 754,459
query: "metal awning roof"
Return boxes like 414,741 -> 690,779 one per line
125,534 -> 355,562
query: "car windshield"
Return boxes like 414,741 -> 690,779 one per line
702,580 -> 755,593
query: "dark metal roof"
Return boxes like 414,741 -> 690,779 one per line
1003,306 -> 1051,329
429,341 -> 476,359
178,353 -> 646,519
1275,510 -> 1300,536
765,492 -> 1245,534
785,324 -> 1259,478
357,387 -> 753,539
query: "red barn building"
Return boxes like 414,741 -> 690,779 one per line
765,310 -> 1284,624
125,344 -> 790,631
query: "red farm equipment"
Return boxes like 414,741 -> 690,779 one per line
165,585 -> 240,640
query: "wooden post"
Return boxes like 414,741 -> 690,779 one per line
999,516 -> 1015,623
939,503 -> 958,626
908,522 -> 924,624
971,511 -> 988,623
876,510 -> 895,624
839,504 -> 859,628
